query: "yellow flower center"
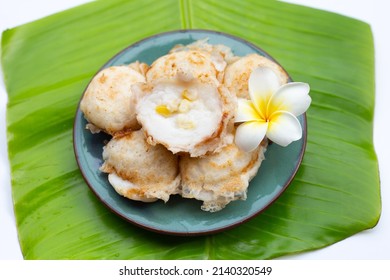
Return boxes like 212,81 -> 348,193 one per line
254,91 -> 273,122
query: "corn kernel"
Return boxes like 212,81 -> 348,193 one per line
176,116 -> 195,129
155,105 -> 171,117
178,99 -> 191,113
166,99 -> 180,112
182,89 -> 198,101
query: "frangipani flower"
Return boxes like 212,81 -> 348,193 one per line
234,67 -> 311,152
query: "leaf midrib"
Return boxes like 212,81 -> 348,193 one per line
180,0 -> 192,29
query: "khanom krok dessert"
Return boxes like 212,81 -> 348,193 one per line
80,39 -> 291,212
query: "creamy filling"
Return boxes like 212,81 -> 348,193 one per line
137,81 -> 223,152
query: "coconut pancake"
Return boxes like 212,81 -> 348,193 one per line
80,64 -> 147,135
146,50 -> 220,85
136,79 -> 236,157
223,53 -> 289,99
100,130 -> 181,202
169,38 -> 236,77
180,140 -> 268,212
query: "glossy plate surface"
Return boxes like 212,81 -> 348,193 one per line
73,30 -> 307,236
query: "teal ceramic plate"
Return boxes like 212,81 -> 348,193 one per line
73,30 -> 307,236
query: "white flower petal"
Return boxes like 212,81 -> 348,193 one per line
267,111 -> 302,147
235,98 -> 261,123
269,82 -> 311,116
235,121 -> 268,152
248,67 -> 281,116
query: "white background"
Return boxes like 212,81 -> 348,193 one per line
1,0 -> 389,260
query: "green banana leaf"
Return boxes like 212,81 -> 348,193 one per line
1,0 -> 380,259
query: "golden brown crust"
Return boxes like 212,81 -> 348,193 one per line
223,54 -> 289,99
128,61 -> 150,76
100,130 -> 181,202
101,131 -> 179,186
146,50 -> 219,85
80,65 -> 146,135
179,140 -> 268,212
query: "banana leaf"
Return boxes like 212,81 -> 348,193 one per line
1,0 -> 380,259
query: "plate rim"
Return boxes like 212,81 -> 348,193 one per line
72,29 -> 307,236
